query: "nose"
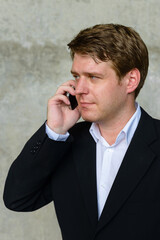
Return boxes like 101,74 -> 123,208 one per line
75,77 -> 88,95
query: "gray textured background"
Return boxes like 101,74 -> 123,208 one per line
1,0 -> 160,239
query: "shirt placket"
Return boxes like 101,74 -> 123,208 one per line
98,147 -> 113,217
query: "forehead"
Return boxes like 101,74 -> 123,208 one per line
72,53 -> 100,64
71,53 -> 114,74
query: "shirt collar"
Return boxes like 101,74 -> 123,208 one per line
89,102 -> 141,146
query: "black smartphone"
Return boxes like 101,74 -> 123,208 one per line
68,94 -> 78,110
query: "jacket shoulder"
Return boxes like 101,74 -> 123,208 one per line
140,108 -> 160,137
153,118 -> 160,134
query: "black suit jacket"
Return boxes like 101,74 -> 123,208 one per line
3,108 -> 160,240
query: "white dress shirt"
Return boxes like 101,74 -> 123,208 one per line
46,103 -> 141,218
89,103 -> 141,217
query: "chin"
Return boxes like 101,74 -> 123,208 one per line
81,112 -> 98,123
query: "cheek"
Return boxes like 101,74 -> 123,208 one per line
95,86 -> 119,107
76,95 -> 80,102
94,88 -> 108,102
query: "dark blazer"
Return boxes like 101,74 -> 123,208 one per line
3,108 -> 160,240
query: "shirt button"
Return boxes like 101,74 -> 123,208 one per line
107,148 -> 112,152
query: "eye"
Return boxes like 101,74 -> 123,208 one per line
73,75 -> 80,80
89,75 -> 97,80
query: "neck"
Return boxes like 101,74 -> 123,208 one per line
97,102 -> 136,145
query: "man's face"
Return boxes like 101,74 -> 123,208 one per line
71,54 -> 129,126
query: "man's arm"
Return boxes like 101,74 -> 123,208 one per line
3,80 -> 81,211
3,124 -> 73,211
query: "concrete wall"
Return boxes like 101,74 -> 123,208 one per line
1,0 -> 160,239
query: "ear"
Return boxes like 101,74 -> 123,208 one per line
126,68 -> 140,94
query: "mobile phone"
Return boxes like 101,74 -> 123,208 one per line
68,94 -> 78,110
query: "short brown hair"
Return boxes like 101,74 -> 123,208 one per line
67,24 -> 149,98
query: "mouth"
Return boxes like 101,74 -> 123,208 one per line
80,102 -> 94,108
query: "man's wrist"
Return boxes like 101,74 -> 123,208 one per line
45,123 -> 69,141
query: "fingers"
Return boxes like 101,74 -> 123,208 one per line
48,80 -> 76,107
48,94 -> 70,106
61,79 -> 76,88
56,80 -> 76,96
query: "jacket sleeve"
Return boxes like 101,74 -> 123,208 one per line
3,123 -> 72,212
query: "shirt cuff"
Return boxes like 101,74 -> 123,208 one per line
45,123 -> 69,141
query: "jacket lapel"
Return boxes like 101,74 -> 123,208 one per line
71,123 -> 98,228
96,109 -> 157,233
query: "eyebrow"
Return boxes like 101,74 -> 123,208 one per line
70,70 -> 77,75
71,70 -> 104,77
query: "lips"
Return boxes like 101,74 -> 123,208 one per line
80,102 -> 94,107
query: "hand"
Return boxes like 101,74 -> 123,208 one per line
46,80 -> 81,134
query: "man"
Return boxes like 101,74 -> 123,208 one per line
3,24 -> 160,240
